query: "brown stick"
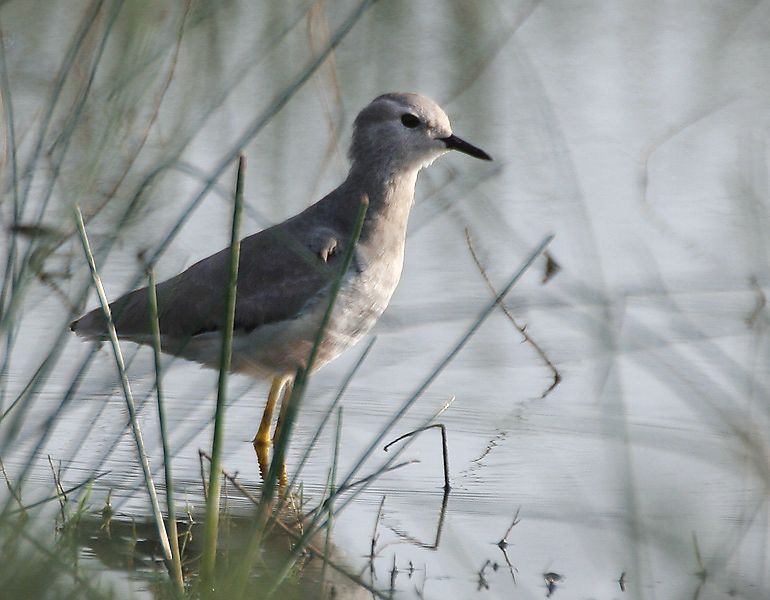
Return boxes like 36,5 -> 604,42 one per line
384,424 -> 450,492
465,228 -> 561,398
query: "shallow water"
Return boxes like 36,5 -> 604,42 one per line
2,1 -> 770,598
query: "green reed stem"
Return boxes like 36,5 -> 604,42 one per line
72,206 -> 172,564
147,269 -> 184,595
201,155 -> 245,590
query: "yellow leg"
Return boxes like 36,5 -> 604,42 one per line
253,376 -> 286,447
272,379 -> 294,444
254,442 -> 270,481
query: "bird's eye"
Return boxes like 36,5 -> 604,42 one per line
401,114 -> 420,128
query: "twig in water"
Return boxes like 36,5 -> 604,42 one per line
326,398 -> 453,529
369,495 -> 386,577
496,507 -> 520,583
465,228 -> 561,398
384,423 -> 451,491
497,507 -> 521,550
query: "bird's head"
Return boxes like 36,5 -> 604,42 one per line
349,92 -> 492,172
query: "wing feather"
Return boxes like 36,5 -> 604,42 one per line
72,219 -> 343,341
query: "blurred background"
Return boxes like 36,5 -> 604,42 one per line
1,0 -> 769,598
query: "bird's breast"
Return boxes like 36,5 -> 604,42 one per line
314,238 -> 405,365
226,236 -> 406,378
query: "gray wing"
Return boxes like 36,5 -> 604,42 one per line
71,220 -> 344,341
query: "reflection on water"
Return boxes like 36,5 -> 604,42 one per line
2,0 -> 770,598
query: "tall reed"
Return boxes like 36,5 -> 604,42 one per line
147,268 -> 184,594
200,156 -> 245,589
72,207 -> 173,565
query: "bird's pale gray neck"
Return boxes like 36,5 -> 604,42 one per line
345,160 -> 419,238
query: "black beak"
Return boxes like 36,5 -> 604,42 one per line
440,134 -> 492,161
